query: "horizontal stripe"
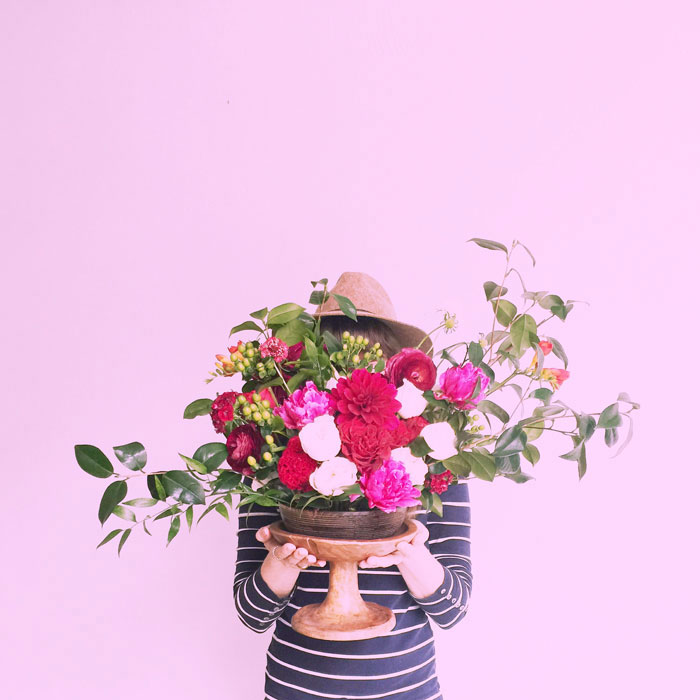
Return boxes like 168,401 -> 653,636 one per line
271,634 -> 433,659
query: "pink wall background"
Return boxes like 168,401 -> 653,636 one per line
2,2 -> 697,698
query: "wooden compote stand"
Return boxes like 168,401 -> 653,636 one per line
268,516 -> 418,641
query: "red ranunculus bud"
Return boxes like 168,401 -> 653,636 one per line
385,348 -> 437,391
225,423 -> 263,476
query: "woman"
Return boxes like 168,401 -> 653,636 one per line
233,274 -> 472,700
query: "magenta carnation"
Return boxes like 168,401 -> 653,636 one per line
274,380 -> 336,430
434,363 -> 490,410
331,368 -> 401,429
358,458 -> 421,512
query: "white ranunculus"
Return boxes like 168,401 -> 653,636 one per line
309,456 -> 358,496
298,413 -> 341,461
422,421 -> 458,461
325,376 -> 338,391
391,447 -> 428,485
395,382 -> 428,418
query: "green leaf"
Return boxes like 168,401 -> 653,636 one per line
286,369 -> 316,392
268,303 -> 305,326
546,336 -> 569,369
616,392 -> 640,410
96,528 -> 122,550
409,436 -> 432,459
530,388 -> 553,404
167,516 -> 181,547
577,442 -> 588,479
468,342 -> 484,367
342,483 -> 363,496
192,443 -> 228,471
75,444 -> 114,479
98,480 -> 127,525
178,453 -> 209,475
304,336 -> 318,360
275,319 -> 308,345
122,498 -> 158,508
597,403 -> 622,429
117,529 -> 131,556
142,520 -> 152,536
463,450 -> 496,481
443,453 -> 471,477
510,314 -> 538,357
493,426 -> 527,456
311,278 -> 329,287
514,240 -> 537,266
308,289 -> 329,306
479,362 -> 495,383
467,237 -> 508,253
322,331 -> 343,354
430,494 -> 443,518
491,299 -> 517,326
154,505 -> 180,522
533,404 -> 565,418
162,471 -> 206,505
147,474 -> 167,501
183,398 -> 213,420
483,281 -> 509,301
332,294 -> 357,321
520,418 -> 544,441
539,294 -> 565,311
112,442 -> 147,471
475,399 -> 509,424
604,427 -> 619,447
577,414 -> 596,442
111,505 -> 137,522
522,444 -> 540,465
503,471 -> 535,484
215,503 -> 230,521
185,505 -> 194,531
229,320 -> 264,336
495,453 -> 520,474
250,307 -> 268,321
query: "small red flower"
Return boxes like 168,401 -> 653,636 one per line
277,436 -> 318,491
385,348 -> 437,391
260,336 -> 289,363
425,469 -> 453,495
540,368 -> 570,390
210,391 -> 239,433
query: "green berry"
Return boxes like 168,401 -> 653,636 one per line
265,435 -> 274,445
263,452 -> 272,462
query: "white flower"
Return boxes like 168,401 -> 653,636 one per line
309,456 -> 358,496
325,376 -> 338,391
299,413 -> 341,461
395,382 -> 428,418
251,475 -> 273,492
422,421 -> 458,461
391,447 -> 428,485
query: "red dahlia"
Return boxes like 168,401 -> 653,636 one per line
211,391 -> 239,433
331,368 -> 401,429
339,418 -> 394,471
226,423 -> 263,476
277,436 -> 318,491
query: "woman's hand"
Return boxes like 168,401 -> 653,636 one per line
358,520 -> 445,599
257,525 -> 326,599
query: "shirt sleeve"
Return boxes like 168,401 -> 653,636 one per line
411,479 -> 473,630
233,496 -> 297,633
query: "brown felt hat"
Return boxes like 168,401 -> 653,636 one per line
312,272 -> 434,356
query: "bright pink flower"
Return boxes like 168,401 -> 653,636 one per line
358,458 -> 421,512
539,340 -> 553,355
331,368 -> 400,429
274,381 -> 336,430
385,348 -> 437,391
434,363 -> 490,410
260,336 -> 289,363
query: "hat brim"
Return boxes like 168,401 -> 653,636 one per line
312,309 -> 434,357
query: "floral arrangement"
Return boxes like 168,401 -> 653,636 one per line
74,238 -> 639,555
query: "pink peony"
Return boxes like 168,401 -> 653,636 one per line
434,363 -> 490,410
274,380 -> 336,430
358,458 -> 421,512
385,348 -> 437,391
331,368 -> 401,429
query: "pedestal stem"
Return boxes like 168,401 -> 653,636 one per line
321,560 -> 365,616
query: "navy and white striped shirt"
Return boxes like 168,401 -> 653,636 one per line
234,480 -> 472,700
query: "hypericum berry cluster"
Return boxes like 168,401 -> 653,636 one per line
236,392 -> 275,427
330,332 -> 384,372
210,340 -> 279,382
247,433 -> 278,471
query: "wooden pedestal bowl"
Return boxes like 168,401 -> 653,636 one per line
267,518 -> 418,641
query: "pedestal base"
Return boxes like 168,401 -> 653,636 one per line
292,601 -> 395,641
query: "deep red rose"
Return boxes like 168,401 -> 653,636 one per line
385,348 -> 437,391
425,469 -> 453,495
211,391 -> 239,434
225,423 -> 264,476
389,416 -> 429,449
331,368 -> 400,429
339,418 -> 394,471
277,436 -> 317,491
280,341 -> 305,380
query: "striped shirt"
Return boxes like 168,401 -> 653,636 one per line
234,480 -> 472,700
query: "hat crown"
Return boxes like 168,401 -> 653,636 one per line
315,272 -> 397,320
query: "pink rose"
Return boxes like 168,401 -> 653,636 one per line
385,348 -> 437,391
434,363 -> 490,410
358,458 -> 421,512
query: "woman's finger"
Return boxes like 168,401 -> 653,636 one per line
255,526 -> 271,543
359,552 -> 404,569
409,520 -> 430,546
